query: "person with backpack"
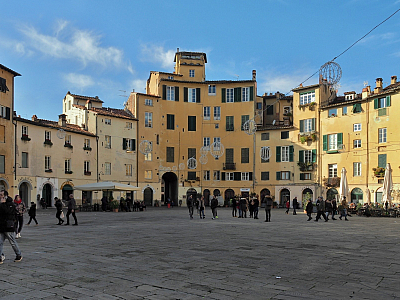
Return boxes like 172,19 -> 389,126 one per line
0,190 -> 23,263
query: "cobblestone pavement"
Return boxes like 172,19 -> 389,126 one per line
1,207 -> 399,300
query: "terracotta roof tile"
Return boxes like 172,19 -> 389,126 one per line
67,91 -> 104,103
90,107 -> 136,120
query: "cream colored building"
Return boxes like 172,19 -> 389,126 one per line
0,64 -> 20,194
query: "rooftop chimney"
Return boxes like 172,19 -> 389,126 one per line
391,76 -> 397,85
374,78 -> 383,94
177,47 -> 180,53
85,100 -> 92,110
32,115 -> 38,121
252,70 -> 256,81
58,114 -> 67,127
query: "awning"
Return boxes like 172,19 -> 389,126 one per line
74,181 -> 140,191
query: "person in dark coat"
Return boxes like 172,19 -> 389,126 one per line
26,202 -> 38,225
211,196 -> 218,219
65,194 -> 78,226
292,197 -> 298,215
306,199 -> 313,221
231,198 -> 237,217
0,191 -> 23,263
55,197 -> 64,225
187,195 -> 194,219
264,195 -> 273,222
331,199 -> 338,220
315,197 -> 328,222
240,198 -> 247,218
253,197 -> 259,219
101,196 -> 108,212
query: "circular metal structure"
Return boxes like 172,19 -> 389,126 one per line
199,155 -> 208,165
319,61 -> 342,86
172,166 -> 177,171
139,140 -> 153,155
187,157 -> 197,169
243,119 -> 257,135
179,163 -> 185,170
260,146 -> 271,161
210,141 -> 225,159
165,167 -> 171,172
57,129 -> 66,139
199,146 -> 210,156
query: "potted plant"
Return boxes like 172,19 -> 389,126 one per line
372,167 -> 385,177
21,134 -> 31,141
44,139 -> 53,146
300,136 -> 307,144
309,102 -> 316,110
110,200 -> 119,212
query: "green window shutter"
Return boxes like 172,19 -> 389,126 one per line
250,86 -> 254,101
122,138 -> 127,150
276,146 -> 281,162
386,95 -> 391,107
323,135 -> 328,151
299,120 -> 304,133
184,87 -> 188,102
221,172 -> 226,181
234,87 -> 241,102
337,133 -> 343,148
276,172 -> 281,180
312,149 -> 317,163
356,103 -> 362,112
132,139 -> 136,151
300,173 -> 305,180
221,88 -> 226,103
299,150 -> 304,163
374,98 -> 378,109
196,88 -> 201,103
234,172 -> 241,181
175,87 -> 179,101
289,145 -> 294,162
378,154 -> 387,168
188,116 -> 196,131
352,104 -> 357,113
162,85 -> 166,100
249,172 -> 253,180
311,118 -> 316,131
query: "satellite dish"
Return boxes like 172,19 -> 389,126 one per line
57,129 -> 66,139
272,120 -> 276,125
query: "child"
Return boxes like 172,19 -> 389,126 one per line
26,202 -> 38,225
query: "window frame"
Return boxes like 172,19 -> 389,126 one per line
104,118 -> 111,125
145,112 -> 153,128
353,123 -> 361,132
145,99 -> 153,106
226,88 -> 234,103
203,106 -> 211,120
203,170 -> 210,181
281,146 -> 290,162
353,139 -> 361,148
242,87 -> 250,102
166,86 -> 175,101
65,159 -> 71,173
353,162 -> 362,177
213,170 -> 220,181
328,164 -> 338,178
105,162 -> 111,175
299,91 -> 315,105
105,135 -> 111,149
241,172 -> 249,181
378,128 -> 387,143
22,152 -> 28,168
189,69 -> 195,77
208,85 -> 216,95
45,156 -> 51,171
125,164 -> 132,176
84,160 -> 90,173
214,106 -> 221,120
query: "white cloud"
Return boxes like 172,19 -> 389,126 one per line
140,44 -> 175,69
63,73 -> 95,89
129,79 -> 147,93
258,71 -> 316,95
17,22 -> 132,72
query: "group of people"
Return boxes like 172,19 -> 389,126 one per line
187,195 -> 207,219
305,196 -> 350,222
231,197 -> 260,219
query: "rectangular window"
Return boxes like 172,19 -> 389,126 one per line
226,116 -> 234,131
213,137 -> 221,144
168,76 -> 174,80
167,114 -> 175,130
328,164 -> 338,178
145,99 -> 153,106
144,152 -> 152,161
281,146 -> 290,162
65,159 -> 71,173
188,88 -> 196,103
353,123 -> 361,132
378,154 -> 387,168
353,162 -> 361,176
328,134 -> 338,150
65,134 -> 71,145
124,138 -> 135,151
353,139 -> 361,148
329,108 -> 338,117
45,156 -> 51,171
261,171 -> 269,180
105,118 -> 111,125
378,128 -> 387,143
188,116 -> 196,131
166,147 -> 174,162
145,112 -> 153,128
300,91 -> 315,105
0,155 -> 4,173
84,161 -> 90,173
187,171 -> 197,180
203,107 -> 211,120
281,171 -> 290,180
105,162 -> 111,175
126,164 -> 132,176
45,131 -> 51,141
126,122 -> 132,128
214,106 -> 221,120
22,152 -> 28,168
300,173 -> 311,180
241,172 -> 249,181
242,87 -> 250,102
257,102 -> 262,110
261,133 -> 269,140
144,170 -> 152,179
241,148 -> 249,163
105,135 -> 111,148
304,150 -> 313,163
342,106 -> 348,115
22,125 -> 28,136
189,70 -> 195,77
266,105 -> 274,115
226,88 -> 234,103
376,97 -> 389,109
226,172 -> 234,181
213,170 -> 220,181
300,118 -> 315,133
281,131 -> 289,139
203,137 -> 210,147
241,115 -> 249,131
0,125 -> 4,143
167,86 -> 175,101
188,148 -> 196,159
208,85 -> 216,95
84,138 -> 91,149
203,170 -> 210,181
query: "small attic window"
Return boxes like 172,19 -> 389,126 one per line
345,94 -> 354,100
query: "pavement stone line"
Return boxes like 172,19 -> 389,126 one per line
0,207 -> 399,299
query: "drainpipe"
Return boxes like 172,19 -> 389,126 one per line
96,114 -> 99,182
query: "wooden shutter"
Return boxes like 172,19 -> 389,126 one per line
276,146 -> 281,162
241,148 -> 249,163
289,145 -> 294,162
299,120 -> 304,133
323,135 -> 328,151
312,149 -> 317,163
276,172 -> 281,180
311,118 -> 316,131
234,172 -> 241,181
221,172 -> 226,181
249,86 -> 254,101
131,139 -> 136,151
378,154 -> 387,168
337,133 -> 343,148
234,87 -> 241,102
374,98 -> 378,109
249,172 -> 253,180
162,85 -> 166,100
175,87 -> 179,101
196,88 -> 201,103
221,88 -> 226,103
184,87 -> 188,102
5,107 -> 10,120
300,173 -> 305,180
386,95 -> 391,107
122,138 -> 127,150
299,150 -> 304,163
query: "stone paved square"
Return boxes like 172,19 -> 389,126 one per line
1,207 -> 399,299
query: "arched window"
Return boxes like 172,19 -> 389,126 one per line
351,188 -> 363,203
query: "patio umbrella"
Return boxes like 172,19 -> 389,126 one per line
339,167 -> 348,201
74,181 -> 140,191
365,188 -> 371,204
382,163 -> 393,206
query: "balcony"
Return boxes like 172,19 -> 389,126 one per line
297,162 -> 314,172
323,177 -> 341,188
21,134 -> 31,141
223,163 -> 236,170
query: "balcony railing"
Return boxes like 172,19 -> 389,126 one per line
223,163 -> 236,170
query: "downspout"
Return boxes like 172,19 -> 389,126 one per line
96,114 -> 99,182
366,97 -> 370,200
13,113 -> 17,181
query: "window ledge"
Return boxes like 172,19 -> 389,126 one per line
326,150 -> 339,154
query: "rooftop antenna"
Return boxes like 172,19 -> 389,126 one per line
234,74 -> 239,80
363,81 -> 368,87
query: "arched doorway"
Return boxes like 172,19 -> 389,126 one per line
203,189 -> 210,206
351,188 -> 363,204
42,183 -> 53,207
19,182 -> 31,207
302,188 -> 313,208
326,188 -> 338,201
213,189 -> 220,197
280,189 -> 290,207
162,172 -> 178,206
62,184 -> 73,202
186,188 -> 197,204
144,187 -> 153,206
260,188 -> 270,207
0,179 -> 9,192
224,189 -> 235,206
375,187 -> 383,204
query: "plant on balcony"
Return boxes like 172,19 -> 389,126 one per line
45,169 -> 52,173
84,171 -> 91,176
372,167 -> 385,177
322,177 -> 341,187
309,102 -> 317,110
64,143 -> 73,149
297,162 -> 314,171
299,132 -> 317,144
44,139 -> 53,146
65,170 -> 73,174
83,146 -> 92,151
283,112 -> 292,117
21,134 -> 31,141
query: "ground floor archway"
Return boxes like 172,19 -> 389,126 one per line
19,181 -> 32,207
203,189 -> 210,206
280,189 -> 290,207
42,183 -> 53,207
213,189 -> 220,196
224,189 -> 235,205
0,179 -> 9,192
351,188 -> 363,204
62,184 -> 73,202
144,187 -> 153,206
162,172 -> 178,206
302,188 -> 313,208
326,188 -> 338,201
260,188 -> 271,207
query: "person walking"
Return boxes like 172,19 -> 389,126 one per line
339,197 -> 349,221
55,197 -> 64,225
65,194 -> 78,226
306,199 -> 313,221
211,196 -> 218,219
331,199 -> 338,220
249,198 -> 254,218
292,197 -> 298,215
264,195 -> 273,222
101,196 -> 108,212
199,196 -> 205,219
285,200 -> 290,214
253,197 -> 259,219
231,198 -> 237,217
315,197 -> 328,222
14,195 -> 26,238
0,191 -> 23,263
240,198 -> 247,218
26,202 -> 38,225
187,195 -> 194,219
325,199 -> 333,220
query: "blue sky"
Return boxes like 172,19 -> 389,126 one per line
1,0 -> 400,120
